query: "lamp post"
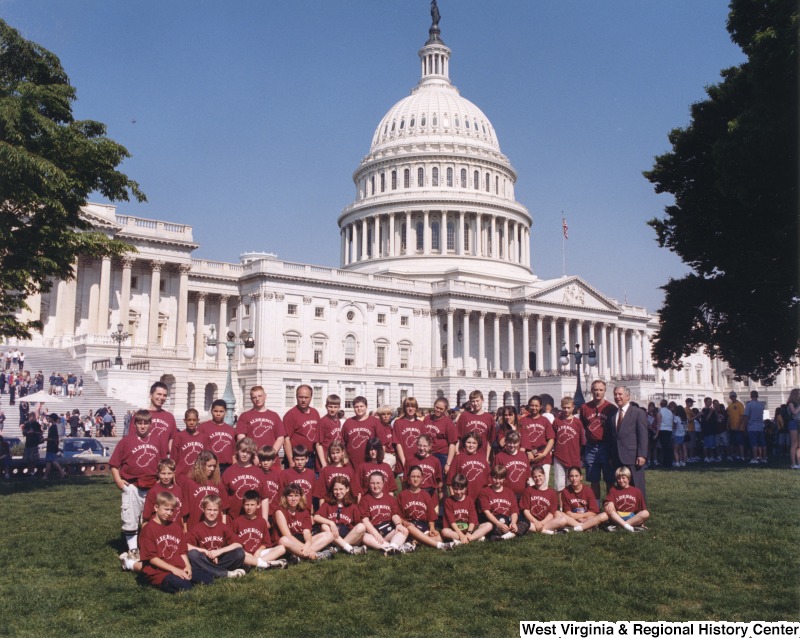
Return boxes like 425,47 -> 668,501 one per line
110,323 -> 129,368
204,326 -> 256,425
661,376 -> 666,401
560,340 -> 597,408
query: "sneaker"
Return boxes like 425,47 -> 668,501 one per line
383,546 -> 398,556
315,549 -> 335,561
118,552 -> 131,571
759,458 -> 767,464
227,569 -> 246,578
749,459 -> 759,465
633,526 -> 648,533
128,548 -> 140,561
715,457 -> 722,462
399,542 -> 416,553
267,559 -> 288,570
350,545 -> 368,555
672,462 -> 680,468
286,554 -> 301,565
440,541 -> 455,551
450,539 -> 462,548
605,525 -> 617,533
328,546 -> 338,556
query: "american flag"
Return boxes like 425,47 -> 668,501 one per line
562,217 -> 569,240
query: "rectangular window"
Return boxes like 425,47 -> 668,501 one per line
285,386 -> 295,408
344,387 -> 356,409
313,340 -> 324,364
313,386 -> 324,409
287,303 -> 298,316
376,345 -> 386,368
244,304 -> 250,317
159,279 -> 166,293
314,306 -> 324,319
377,313 -> 386,325
447,222 -> 455,251
400,316 -> 409,327
130,276 -> 139,290
376,388 -> 385,407
400,347 -> 410,369
696,368 -> 702,385
399,388 -> 409,404
684,368 -> 691,384
286,338 -> 298,363
231,306 -> 237,319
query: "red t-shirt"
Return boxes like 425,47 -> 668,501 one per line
359,492 -> 400,526
402,454 -> 441,490
222,463 -> 266,518
233,515 -> 272,553
342,417 -> 382,468
110,431 -> 167,488
397,488 -> 437,523
520,486 -> 559,521
477,485 -> 519,518
180,477 -> 227,529
560,484 -> 600,514
393,417 -> 423,459
421,414 -> 458,456
494,449 -> 531,496
283,406 -> 320,451
604,485 -> 646,514
314,464 -> 360,499
360,461 -> 396,495
198,421 -> 236,465
279,467 -> 316,505
553,416 -> 585,467
172,429 -> 208,477
579,399 -> 615,445
139,519 -> 188,587
315,501 -> 361,530
235,408 -> 286,449
443,495 -> 479,528
316,415 -> 343,455
276,506 -> 312,536
457,412 -> 495,450
189,520 -> 238,550
142,482 -> 184,523
518,415 -> 555,464
260,465 -> 282,515
148,409 -> 177,450
446,451 -> 491,500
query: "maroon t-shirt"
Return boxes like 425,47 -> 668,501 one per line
315,501 -> 361,530
393,417 -> 423,460
279,467 -> 316,504
172,429 -> 208,477
520,486 -> 559,521
283,406 -> 320,451
359,492 -> 400,526
360,461 -> 396,495
316,415 -> 343,455
518,415 -> 555,465
180,477 -> 227,529
260,465 -> 282,514
397,488 -> 437,523
579,399 -> 615,445
148,409 -> 177,450
233,515 -> 272,552
276,506 -> 312,536
222,463 -> 266,518
235,408 -> 286,449
342,417 -> 381,469
477,485 -> 519,519
560,484 -> 600,514
457,412 -> 495,450
495,449 -> 531,496
142,482 -> 184,523
402,454 -> 441,490
447,451 -> 491,500
189,520 -> 238,550
443,495 -> 479,528
553,416 -> 585,467
422,414 -> 458,456
110,431 -> 167,488
314,463 -> 360,499
198,421 -> 236,465
139,519 -> 188,587
604,485 -> 646,514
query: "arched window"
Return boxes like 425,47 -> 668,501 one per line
484,172 -> 490,192
380,173 -> 385,193
431,221 -> 440,251
417,167 -> 424,187
464,221 -> 470,251
446,221 -> 455,251
432,167 -> 439,187
403,168 -> 410,188
473,170 -> 479,190
367,228 -> 373,257
495,175 -> 499,194
401,222 -> 407,251
415,221 -> 424,250
391,171 -> 397,190
370,175 -> 375,195
344,335 -> 356,367
460,168 -> 467,188
446,167 -> 453,187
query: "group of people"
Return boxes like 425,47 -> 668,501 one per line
111,380 -> 652,593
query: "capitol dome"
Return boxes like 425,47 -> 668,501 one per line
338,9 -> 534,284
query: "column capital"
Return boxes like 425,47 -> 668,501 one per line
329,299 -> 339,307
250,292 -> 262,301
303,296 -> 312,304
461,309 -> 471,317
366,303 -> 375,311
120,255 -> 136,269
445,307 -> 455,316
218,294 -> 230,304
195,291 -> 208,301
520,312 -> 531,320
150,260 -> 165,273
478,311 -> 488,318
177,263 -> 192,275
390,306 -> 399,314
275,293 -> 285,301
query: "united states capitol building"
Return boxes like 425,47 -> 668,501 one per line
17,11 -> 795,416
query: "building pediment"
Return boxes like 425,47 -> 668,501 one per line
529,277 -> 620,312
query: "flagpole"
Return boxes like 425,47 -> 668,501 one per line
561,212 -> 566,277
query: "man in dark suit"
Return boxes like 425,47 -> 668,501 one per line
609,386 -> 649,501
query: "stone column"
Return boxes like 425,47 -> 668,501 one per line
194,292 -> 207,361
503,218 -> 510,260
525,228 -> 531,267
561,319 -> 571,371
176,263 -> 191,348
619,328 -> 627,376
478,311 -> 486,372
507,315 -> 515,372
535,315 -> 543,372
341,228 -> 347,266
372,215 -> 379,258
405,211 -> 412,254
97,255 -> 112,334
458,210 -> 465,256
588,321 -> 596,376
62,260 -> 78,336
118,256 -> 135,333
85,258 -> 99,335
148,260 -> 164,346
475,213 -> 483,256
431,311 -> 440,369
446,308 -> 454,368
388,213 -> 395,257
549,316 -> 558,370
360,218 -> 368,261
423,210 -> 431,255
217,295 -> 229,363
490,216 -> 497,259
521,313 -> 530,373
249,292 -> 261,360
641,331 -> 650,376
462,310 -> 471,369
610,325 -> 618,377
493,314 -> 501,372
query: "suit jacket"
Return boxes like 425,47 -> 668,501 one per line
608,403 -> 648,466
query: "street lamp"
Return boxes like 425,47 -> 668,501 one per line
661,376 -> 666,401
110,323 -> 129,368
204,326 -> 256,425
560,340 -> 597,408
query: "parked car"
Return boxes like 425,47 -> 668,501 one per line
60,438 -> 109,461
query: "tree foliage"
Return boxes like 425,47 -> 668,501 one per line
645,0 -> 798,383
0,19 -> 145,339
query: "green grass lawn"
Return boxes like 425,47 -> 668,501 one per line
0,466 -> 797,638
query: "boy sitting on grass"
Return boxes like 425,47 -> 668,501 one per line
187,494 -> 247,579
233,490 -> 288,570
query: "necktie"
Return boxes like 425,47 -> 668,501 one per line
617,408 -> 624,432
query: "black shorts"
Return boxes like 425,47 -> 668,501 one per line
409,520 -> 428,534
375,521 -> 395,537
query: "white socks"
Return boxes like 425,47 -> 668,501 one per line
623,523 -> 635,533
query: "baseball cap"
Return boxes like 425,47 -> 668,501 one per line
48,412 -> 59,420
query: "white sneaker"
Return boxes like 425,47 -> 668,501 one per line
118,552 -> 131,571
749,459 -> 759,465
267,559 -> 288,569
400,542 -> 417,553
350,545 -> 368,555
672,462 -> 680,468
227,569 -> 247,578
451,539 -> 462,547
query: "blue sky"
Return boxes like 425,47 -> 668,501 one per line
2,1 -> 745,312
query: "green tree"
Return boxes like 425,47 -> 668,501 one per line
0,19 -> 144,339
645,0 -> 798,383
